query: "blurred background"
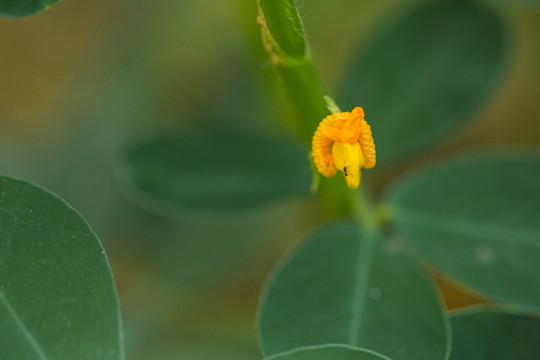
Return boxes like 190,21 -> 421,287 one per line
1,0 -> 539,358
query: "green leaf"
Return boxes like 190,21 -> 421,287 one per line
258,0 -> 306,59
0,0 -> 61,17
0,177 -> 123,360
117,132 -> 312,217
264,345 -> 392,360
338,1 -> 507,166
385,152 -> 540,309
450,306 -> 540,360
480,0 -> 540,5
258,221 -> 449,360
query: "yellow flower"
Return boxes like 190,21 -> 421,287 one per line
312,107 -> 376,189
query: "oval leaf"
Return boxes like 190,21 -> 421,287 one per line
0,0 -> 61,17
118,132 -> 312,216
259,0 -> 306,58
385,152 -> 540,309
0,177 -> 123,359
338,1 -> 507,166
258,221 -> 449,360
265,345 -> 392,360
450,306 -> 540,360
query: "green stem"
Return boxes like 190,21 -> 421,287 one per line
257,0 -> 328,143
258,0 -> 368,219
274,61 -> 329,144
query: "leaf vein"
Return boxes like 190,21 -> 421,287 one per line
349,232 -> 376,346
396,207 -> 539,245
0,290 -> 49,360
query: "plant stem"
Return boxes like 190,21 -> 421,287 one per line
257,0 -> 328,144
257,0 -> 369,219
354,186 -> 377,231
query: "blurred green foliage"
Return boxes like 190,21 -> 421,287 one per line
339,1 -> 507,167
450,306 -> 540,359
119,131 -> 312,216
0,0 -> 61,17
386,152 -> 540,309
1,0 -> 540,359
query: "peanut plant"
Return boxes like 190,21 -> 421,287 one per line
1,0 -> 539,359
